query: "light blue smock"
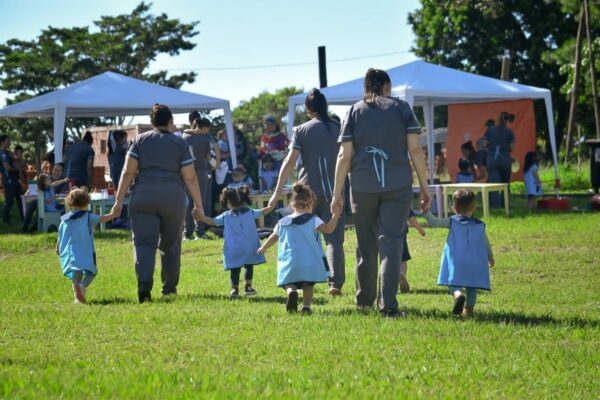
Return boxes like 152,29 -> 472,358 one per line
214,207 -> 266,270
438,215 -> 491,290
58,210 -> 100,278
276,214 -> 330,287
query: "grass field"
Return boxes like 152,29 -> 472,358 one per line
1,200 -> 599,398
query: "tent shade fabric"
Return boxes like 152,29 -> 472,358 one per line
0,71 -> 237,166
288,60 -> 558,184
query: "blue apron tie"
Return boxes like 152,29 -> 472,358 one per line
318,157 -> 334,201
365,146 -> 388,188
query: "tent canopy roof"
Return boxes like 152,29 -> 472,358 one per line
289,60 -> 550,106
0,71 -> 230,118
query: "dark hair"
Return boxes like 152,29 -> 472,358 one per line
82,131 -> 93,145
220,186 -> 251,209
330,114 -> 341,124
524,151 -> 538,174
55,162 -> 65,169
291,183 -> 316,210
460,141 -> 475,155
452,189 -> 476,214
262,154 -> 275,163
485,119 -> 495,128
14,145 -> 23,152
37,173 -> 51,191
192,117 -> 211,130
458,158 -> 471,172
188,110 -> 201,125
363,68 -> 391,106
150,104 -> 173,128
498,112 -> 515,127
305,88 -> 334,129
66,187 -> 90,209
0,135 -> 9,145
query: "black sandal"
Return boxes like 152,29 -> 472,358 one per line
286,290 -> 298,313
453,293 -> 466,315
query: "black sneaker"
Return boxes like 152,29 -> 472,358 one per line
138,290 -> 152,304
300,306 -> 312,315
452,293 -> 466,315
244,285 -> 257,296
381,308 -> 404,319
286,290 -> 298,313
230,287 -> 239,299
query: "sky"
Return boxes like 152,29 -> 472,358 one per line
0,0 -> 421,123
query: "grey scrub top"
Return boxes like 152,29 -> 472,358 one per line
290,118 -> 340,198
127,130 -> 193,189
182,133 -> 213,171
339,97 -> 420,193
483,126 -> 515,159
66,142 -> 95,184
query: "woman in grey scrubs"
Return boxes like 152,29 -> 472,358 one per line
113,104 -> 204,303
330,69 -> 431,318
483,112 -> 516,207
66,131 -> 95,189
269,88 -> 346,296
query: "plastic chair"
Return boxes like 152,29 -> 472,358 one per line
37,194 -> 62,232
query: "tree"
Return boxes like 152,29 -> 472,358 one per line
0,2 -> 199,166
407,0 -> 579,158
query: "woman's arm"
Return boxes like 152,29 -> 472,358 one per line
268,149 -> 300,208
181,164 -> 204,218
260,205 -> 275,215
422,211 -> 451,228
257,233 -> 278,255
112,155 -> 138,216
99,210 -> 119,224
330,142 -> 353,214
407,134 -> 431,213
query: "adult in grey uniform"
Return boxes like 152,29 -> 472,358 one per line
108,130 -> 128,189
66,131 -> 95,188
182,117 -> 220,240
113,104 -> 204,303
269,88 -> 346,295
330,69 -> 431,318
483,112 -> 515,207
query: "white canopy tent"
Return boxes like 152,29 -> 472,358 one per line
288,60 -> 559,183
0,71 -> 237,166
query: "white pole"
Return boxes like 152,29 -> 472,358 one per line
53,105 -> 66,163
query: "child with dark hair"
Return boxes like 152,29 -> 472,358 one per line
258,183 -> 340,314
423,189 -> 494,317
227,165 -> 254,190
37,173 -> 68,213
199,187 -> 274,298
456,158 -> 475,183
523,151 -> 543,212
259,154 -> 278,192
57,188 -> 118,303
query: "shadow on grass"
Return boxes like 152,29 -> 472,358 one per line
408,288 -> 450,295
184,292 -> 328,305
87,296 -> 135,305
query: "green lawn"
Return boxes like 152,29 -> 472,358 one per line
1,205 -> 599,398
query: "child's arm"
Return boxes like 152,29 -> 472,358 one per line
486,233 -> 494,267
422,211 -> 451,228
260,205 -> 274,215
533,168 -> 541,184
408,216 -> 426,236
99,210 -> 119,224
198,214 -> 216,226
316,210 -> 341,235
50,177 -> 69,187
257,232 -> 278,255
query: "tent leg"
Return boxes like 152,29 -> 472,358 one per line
223,105 -> 237,168
423,101 -> 435,185
544,95 -> 560,194
53,105 -> 66,163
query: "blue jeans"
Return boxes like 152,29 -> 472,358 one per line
449,286 -> 478,307
230,265 -> 254,287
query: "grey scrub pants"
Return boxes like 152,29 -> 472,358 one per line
351,187 -> 412,311
314,196 -> 345,289
487,154 -> 511,208
129,184 -> 186,295
185,169 -> 211,237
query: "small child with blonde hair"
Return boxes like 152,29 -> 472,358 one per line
424,189 -> 494,317
56,188 -> 118,304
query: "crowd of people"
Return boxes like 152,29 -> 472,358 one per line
50,69 -> 496,320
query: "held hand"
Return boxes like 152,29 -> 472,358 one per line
267,192 -> 280,209
192,207 -> 205,221
416,226 -> 426,237
330,194 -> 343,216
111,202 -> 122,217
419,189 -> 432,214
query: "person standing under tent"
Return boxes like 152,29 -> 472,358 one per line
108,130 -> 129,189
1,135 -> 24,224
182,117 -> 220,240
269,88 -> 346,296
260,115 -> 288,171
330,69 -> 431,318
66,131 -> 95,189
483,112 -> 515,207
112,104 -> 205,303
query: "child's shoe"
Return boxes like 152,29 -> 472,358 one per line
463,306 -> 475,318
328,287 -> 342,296
230,287 -> 239,299
300,306 -> 312,315
73,283 -> 85,304
399,274 -> 410,294
452,292 -> 466,315
244,285 -> 257,296
286,290 -> 298,313
138,290 -> 152,304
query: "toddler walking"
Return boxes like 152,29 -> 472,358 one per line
423,189 -> 494,317
200,187 -> 273,298
524,151 -> 543,212
258,183 -> 340,314
56,188 -> 118,303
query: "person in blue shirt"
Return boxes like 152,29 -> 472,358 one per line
56,188 -> 118,304
1,135 -> 24,224
199,187 -> 273,298
258,183 -> 340,314
456,158 -> 475,183
423,189 -> 495,318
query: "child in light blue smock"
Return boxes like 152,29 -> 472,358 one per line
258,183 -> 340,314
523,151 -> 543,212
56,188 -> 118,304
423,189 -> 494,318
37,173 -> 68,213
200,186 -> 273,298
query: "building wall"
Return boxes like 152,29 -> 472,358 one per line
89,124 -> 152,174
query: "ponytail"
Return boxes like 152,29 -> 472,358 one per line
363,68 -> 391,106
305,88 -> 334,130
